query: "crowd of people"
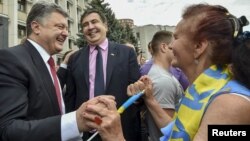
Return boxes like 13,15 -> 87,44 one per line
0,1 -> 249,141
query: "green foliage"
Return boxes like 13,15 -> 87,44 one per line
74,0 -> 138,48
74,33 -> 88,47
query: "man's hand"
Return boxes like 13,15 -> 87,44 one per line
76,95 -> 115,132
82,96 -> 125,141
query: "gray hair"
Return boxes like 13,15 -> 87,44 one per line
26,1 -> 68,36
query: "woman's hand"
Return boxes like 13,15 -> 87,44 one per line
127,75 -> 154,101
82,96 -> 125,141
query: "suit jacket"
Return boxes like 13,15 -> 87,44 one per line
65,41 -> 141,141
0,41 -> 61,141
57,67 -> 67,89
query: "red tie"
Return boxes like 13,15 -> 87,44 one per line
48,57 -> 62,113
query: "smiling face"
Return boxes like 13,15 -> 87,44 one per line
165,42 -> 175,63
33,12 -> 68,55
81,13 -> 108,46
170,19 -> 196,71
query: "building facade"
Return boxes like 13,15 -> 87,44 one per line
118,18 -> 175,61
119,18 -> 134,28
0,0 -> 90,63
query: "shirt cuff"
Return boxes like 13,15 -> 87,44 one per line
60,63 -> 67,69
61,111 -> 82,141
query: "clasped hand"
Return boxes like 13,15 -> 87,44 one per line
76,95 -> 125,141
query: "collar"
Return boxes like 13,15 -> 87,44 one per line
89,38 -> 108,54
27,39 -> 50,63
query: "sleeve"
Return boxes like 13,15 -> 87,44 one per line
152,75 -> 178,109
64,55 -> 77,113
61,111 -> 82,141
178,71 -> 189,91
57,66 -> 68,90
0,49 -> 61,141
139,59 -> 153,76
128,47 -> 141,84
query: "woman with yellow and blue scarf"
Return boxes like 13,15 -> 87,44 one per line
127,4 -> 250,141
80,3 -> 250,141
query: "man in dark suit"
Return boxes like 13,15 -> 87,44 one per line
0,2 -> 115,141
64,9 -> 141,141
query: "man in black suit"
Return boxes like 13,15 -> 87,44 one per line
64,9 -> 141,141
0,2 -> 115,141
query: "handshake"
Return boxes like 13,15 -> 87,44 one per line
75,95 -> 125,141
75,76 -> 151,141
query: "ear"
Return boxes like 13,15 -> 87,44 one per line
31,21 -> 40,35
160,43 -> 168,53
193,39 -> 209,59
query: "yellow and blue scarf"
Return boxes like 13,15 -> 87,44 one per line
161,65 -> 232,141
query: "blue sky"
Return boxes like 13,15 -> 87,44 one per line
104,0 -> 250,31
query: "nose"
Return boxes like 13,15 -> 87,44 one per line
87,23 -> 95,29
62,29 -> 69,37
168,41 -> 173,50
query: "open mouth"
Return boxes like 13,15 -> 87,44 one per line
87,29 -> 99,38
57,36 -> 66,45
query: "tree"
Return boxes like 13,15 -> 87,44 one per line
74,0 -> 138,48
122,24 -> 138,46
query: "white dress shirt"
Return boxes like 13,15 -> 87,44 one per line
28,39 -> 82,141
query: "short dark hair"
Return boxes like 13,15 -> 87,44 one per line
80,8 -> 107,26
151,30 -> 173,55
26,1 -> 68,36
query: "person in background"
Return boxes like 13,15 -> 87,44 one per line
142,30 -> 184,141
64,8 -> 141,141
121,40 -> 136,51
82,4 -> 250,141
57,49 -> 78,89
121,40 -> 146,66
127,4 -> 250,141
0,1 -> 115,141
140,41 -> 153,76
139,55 -> 146,66
121,41 -> 140,64
140,39 -> 189,91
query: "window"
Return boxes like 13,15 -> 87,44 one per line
77,8 -> 82,30
78,23 -> 82,32
18,25 -> 26,39
136,32 -> 140,39
67,2 -> 71,15
68,20 -> 71,35
18,0 -> 26,12
77,8 -> 81,23
69,39 -> 73,49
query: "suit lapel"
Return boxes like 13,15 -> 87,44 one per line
24,41 -> 61,114
106,42 -> 118,89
